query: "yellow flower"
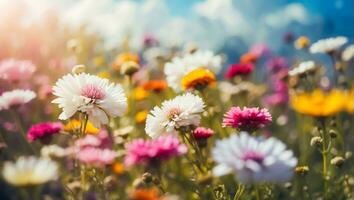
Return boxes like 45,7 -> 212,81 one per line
343,89 -> 354,113
133,87 -> 149,101
135,110 -> 148,124
294,36 -> 310,49
291,89 -> 346,117
64,119 -> 99,135
181,67 -> 216,90
112,53 -> 140,71
97,71 -> 111,79
94,55 -> 106,66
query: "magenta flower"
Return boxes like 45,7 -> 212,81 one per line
193,127 -> 214,140
224,63 -> 254,79
249,44 -> 271,58
0,59 -> 36,82
124,135 -> 187,167
222,107 -> 272,131
266,57 -> 288,73
27,122 -> 63,143
75,147 -> 117,167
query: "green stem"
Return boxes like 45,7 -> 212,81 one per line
255,185 -> 262,200
320,118 -> 329,199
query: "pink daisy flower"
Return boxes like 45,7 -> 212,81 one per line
27,122 -> 63,143
224,63 -> 254,79
124,135 -> 187,167
222,107 -> 272,131
0,90 -> 36,111
0,59 -> 36,82
75,147 -> 117,167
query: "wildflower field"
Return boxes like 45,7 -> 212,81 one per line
0,0 -> 353,200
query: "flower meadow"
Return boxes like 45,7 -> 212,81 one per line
0,1 -> 354,200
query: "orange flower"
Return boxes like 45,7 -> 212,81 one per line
129,189 -> 161,200
240,52 -> 258,64
142,80 -> 168,92
294,36 -> 311,49
291,89 -> 346,117
181,68 -> 216,90
112,53 -> 140,71
112,162 -> 125,175
135,110 -> 148,124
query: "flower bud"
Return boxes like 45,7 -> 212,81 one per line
295,166 -> 309,176
142,172 -> 153,183
120,61 -> 139,76
71,64 -> 86,74
329,129 -> 337,138
330,156 -> 345,167
310,136 -> 323,147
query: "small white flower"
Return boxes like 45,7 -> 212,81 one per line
310,37 -> 348,54
52,73 -> 127,127
0,89 -> 36,111
212,132 -> 297,183
288,61 -> 316,76
145,93 -> 205,138
2,156 -> 59,186
342,45 -> 354,61
164,50 -> 222,92
41,145 -> 67,158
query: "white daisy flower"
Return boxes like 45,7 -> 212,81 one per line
212,132 -> 297,183
0,89 -> 36,111
342,44 -> 354,61
145,93 -> 205,138
2,156 -> 59,186
288,61 -> 316,76
164,50 -> 222,92
310,37 -> 348,54
41,145 -> 67,158
52,73 -> 127,127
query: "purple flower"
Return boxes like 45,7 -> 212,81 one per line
27,122 -> 63,142
266,57 -> 288,73
222,107 -> 272,131
124,135 -> 187,167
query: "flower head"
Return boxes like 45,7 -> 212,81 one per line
342,44 -> 354,61
288,61 -> 316,76
2,156 -> 58,186
181,67 -> 216,90
75,147 -> 117,167
266,57 -> 288,73
142,80 -> 168,92
41,145 -> 67,158
212,132 -> 297,183
27,122 -> 63,142
294,36 -> 310,49
193,127 -> 214,140
164,50 -> 222,92
222,107 -> 272,131
124,135 -> 187,167
64,119 -> 99,135
112,53 -> 140,71
0,59 -> 36,82
310,37 -> 347,54
224,63 -> 254,79
0,89 -> 36,110
52,73 -> 127,127
290,89 -> 346,117
145,93 -> 205,138
240,52 -> 258,64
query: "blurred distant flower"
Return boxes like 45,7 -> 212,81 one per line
124,135 -> 187,167
2,156 -> 58,186
240,52 -> 258,64
263,92 -> 289,106
129,188 -> 161,200
310,37 -> 348,54
0,89 -> 36,110
291,89 -> 346,117
222,107 -> 272,131
266,57 -> 288,73
120,61 -> 140,76
193,127 -> 214,140
112,162 -> 125,175
135,110 -> 148,124
27,122 -> 63,143
224,63 -> 254,79
0,59 -> 36,82
212,132 -> 297,183
97,71 -> 111,79
74,130 -> 110,149
344,89 -> 354,113
75,147 -> 116,167
283,32 -> 294,43
342,44 -> 354,61
145,93 -> 205,138
64,119 -> 99,135
133,87 -> 150,101
294,36 -> 310,49
250,44 -> 271,57
41,145 -> 67,158
143,34 -> 159,47
142,80 -> 168,92
181,67 -> 216,90
164,50 -> 222,92
52,73 -> 127,127
112,53 -> 140,71
288,61 -> 316,76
